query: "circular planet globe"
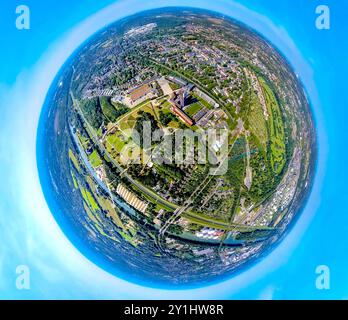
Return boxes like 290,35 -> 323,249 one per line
37,8 -> 316,287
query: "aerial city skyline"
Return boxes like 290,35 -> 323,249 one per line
38,8 -> 315,287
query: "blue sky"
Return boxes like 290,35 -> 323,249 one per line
0,0 -> 347,299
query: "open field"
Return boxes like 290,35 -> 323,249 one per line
193,93 -> 213,109
117,102 -> 154,132
68,149 -> 81,172
259,78 -> 286,174
80,184 -> 100,214
105,133 -> 127,155
247,91 -> 268,152
185,102 -> 203,117
88,149 -> 103,168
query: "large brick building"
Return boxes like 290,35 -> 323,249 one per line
171,105 -> 194,126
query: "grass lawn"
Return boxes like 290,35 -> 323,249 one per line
167,119 -> 181,128
168,81 -> 181,91
77,133 -> 90,148
98,196 -> 125,230
118,102 -> 154,132
131,98 -> 151,110
117,230 -> 138,247
259,77 -> 286,174
83,202 -> 99,224
70,171 -> 79,189
88,150 -> 103,168
156,96 -> 169,104
193,93 -> 213,109
247,91 -> 268,151
80,185 -> 100,213
120,120 -> 136,132
185,102 -> 203,117
160,100 -> 173,112
106,133 -> 126,153
68,149 -> 81,172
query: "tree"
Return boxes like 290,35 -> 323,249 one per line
80,98 -> 104,129
159,110 -> 176,126
167,224 -> 184,235
134,111 -> 160,147
100,96 -> 128,122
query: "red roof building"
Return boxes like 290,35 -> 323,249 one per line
128,84 -> 151,102
171,106 -> 194,126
